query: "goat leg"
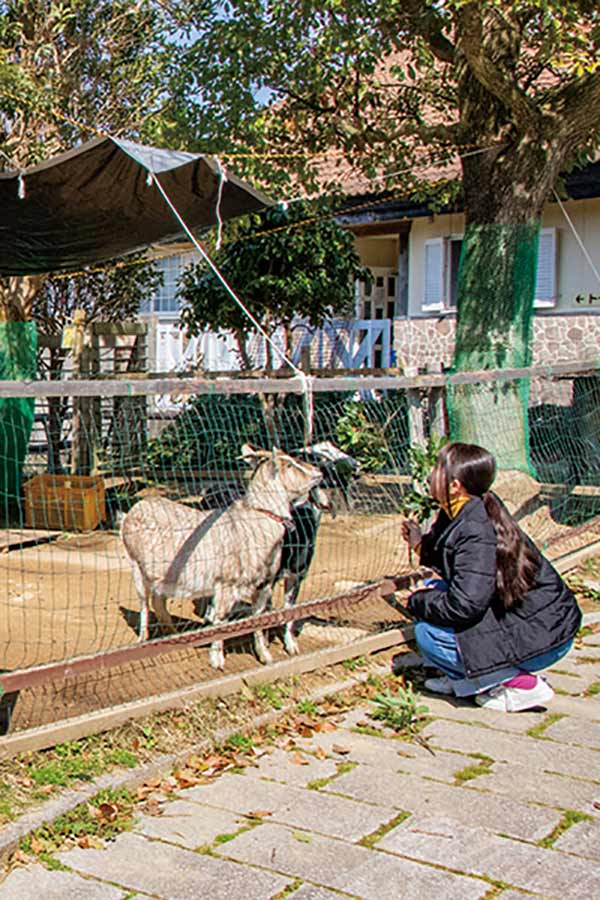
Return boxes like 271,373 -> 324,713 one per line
152,594 -> 176,635
282,574 -> 301,655
132,561 -> 151,642
207,585 -> 227,670
252,583 -> 274,665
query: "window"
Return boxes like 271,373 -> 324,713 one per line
534,228 -> 558,307
356,267 -> 398,318
422,228 -> 558,311
140,252 -> 196,315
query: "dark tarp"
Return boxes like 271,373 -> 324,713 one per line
0,136 -> 271,276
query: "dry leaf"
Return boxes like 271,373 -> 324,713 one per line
29,836 -> 46,855
141,798 -> 164,817
315,746 -> 328,760
98,802 -> 120,824
246,809 -> 273,819
397,750 -> 415,759
290,753 -> 310,766
314,722 -> 336,733
11,849 -> 32,866
38,784 -> 55,795
332,744 -> 350,755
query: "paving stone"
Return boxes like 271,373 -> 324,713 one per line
548,693 -> 600,718
183,771 -> 395,841
546,672 -> 587,696
377,815 -> 600,899
58,831 -> 290,900
217,822 -> 488,900
554,817 -> 600,858
421,696 -> 548,734
473,761 -> 600,812
286,887 -> 353,900
247,747 -> 339,787
0,865 -> 127,900
330,765 -> 560,841
422,718 -> 600,777
496,893 -> 538,900
571,646 -> 600,661
543,715 -> 600,749
133,798 -> 242,849
583,611 -> 600,625
293,725 -> 481,784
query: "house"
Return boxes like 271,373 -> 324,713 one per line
139,162 -> 600,374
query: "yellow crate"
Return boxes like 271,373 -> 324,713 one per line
24,474 -> 106,532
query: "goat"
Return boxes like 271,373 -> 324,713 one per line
120,445 -> 322,669
273,441 -> 358,655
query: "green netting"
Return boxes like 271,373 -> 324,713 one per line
447,222 -> 539,472
0,322 -> 37,509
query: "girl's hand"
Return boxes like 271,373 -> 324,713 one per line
401,519 -> 422,550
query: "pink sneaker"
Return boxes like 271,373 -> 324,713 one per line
475,676 -> 554,712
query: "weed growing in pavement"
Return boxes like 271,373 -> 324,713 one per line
538,809 -> 592,848
225,733 -> 254,752
526,712 -> 565,739
20,788 -> 135,861
296,699 -> 320,716
253,682 -> 287,709
369,684 -> 430,735
587,682 -> 600,696
453,754 -> 494,785
342,656 -> 367,671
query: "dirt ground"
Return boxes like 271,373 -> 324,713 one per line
1,471 -> 598,734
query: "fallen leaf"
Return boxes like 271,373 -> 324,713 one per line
98,802 -> 120,824
356,720 -> 370,728
332,744 -> 351,755
314,721 -> 336,733
297,725 -> 314,738
290,753 -> 310,766
315,746 -> 328,760
38,784 -> 55,795
11,849 -> 32,866
29,836 -> 46,855
246,809 -> 273,819
141,798 -> 164,817
397,750 -> 416,759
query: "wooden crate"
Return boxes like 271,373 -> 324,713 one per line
24,475 -> 106,532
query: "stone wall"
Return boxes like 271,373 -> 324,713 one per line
393,313 -> 600,371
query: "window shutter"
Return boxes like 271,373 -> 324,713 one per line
535,228 -> 557,306
423,238 -> 446,309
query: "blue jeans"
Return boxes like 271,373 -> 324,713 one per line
414,620 -> 574,697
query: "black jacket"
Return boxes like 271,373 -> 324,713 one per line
407,497 -> 582,678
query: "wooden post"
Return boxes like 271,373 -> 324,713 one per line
70,309 -> 87,475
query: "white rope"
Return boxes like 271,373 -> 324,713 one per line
147,168 -> 314,430
554,189 -> 600,287
214,157 -> 228,250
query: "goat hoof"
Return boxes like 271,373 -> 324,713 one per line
257,650 -> 273,665
209,650 -> 225,670
284,637 -> 299,656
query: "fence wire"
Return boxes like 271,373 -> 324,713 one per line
0,366 -> 598,737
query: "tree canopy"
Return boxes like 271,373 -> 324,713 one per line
179,1 -> 600,217
179,201 -> 365,368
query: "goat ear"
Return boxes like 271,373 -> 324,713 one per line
240,443 -> 259,462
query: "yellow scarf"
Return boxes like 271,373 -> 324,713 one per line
440,495 -> 471,519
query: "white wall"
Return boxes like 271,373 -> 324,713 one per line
407,198 -> 600,317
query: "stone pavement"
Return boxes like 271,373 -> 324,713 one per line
0,633 -> 599,899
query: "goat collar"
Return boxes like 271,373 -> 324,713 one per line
253,507 -> 294,528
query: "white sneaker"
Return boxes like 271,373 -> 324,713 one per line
475,677 -> 554,712
424,675 -> 455,695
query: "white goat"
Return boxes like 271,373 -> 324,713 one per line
120,445 -> 322,669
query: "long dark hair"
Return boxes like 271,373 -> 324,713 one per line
438,442 -> 539,609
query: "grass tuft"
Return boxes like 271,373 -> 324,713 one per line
538,809 -> 592,848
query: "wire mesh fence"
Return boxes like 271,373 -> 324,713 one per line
0,361 -> 599,741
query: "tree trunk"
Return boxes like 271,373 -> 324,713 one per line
450,142 -> 561,471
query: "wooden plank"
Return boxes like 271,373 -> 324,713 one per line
0,626 -> 413,761
0,529 -> 61,552
4,358 -> 597,399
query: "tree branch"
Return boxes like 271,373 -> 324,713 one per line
457,2 -> 540,132
394,2 -> 455,64
549,70 -> 600,149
